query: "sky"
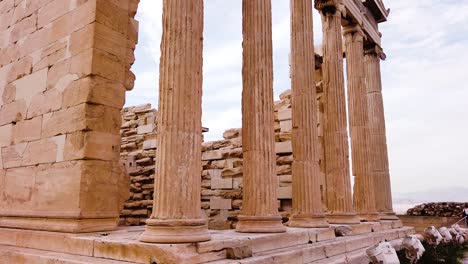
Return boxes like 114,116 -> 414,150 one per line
127,1 -> 468,195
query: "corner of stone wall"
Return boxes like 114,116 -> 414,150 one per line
0,0 -> 139,232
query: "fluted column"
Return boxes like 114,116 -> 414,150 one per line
236,0 -> 286,233
364,45 -> 398,220
343,25 -> 379,222
287,0 -> 329,228
315,0 -> 360,224
139,0 -> 210,243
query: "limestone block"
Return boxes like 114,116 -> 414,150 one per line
278,175 -> 292,183
202,150 -> 223,161
210,197 -> 232,210
275,141 -> 292,154
42,104 -> 121,137
70,22 -> 126,59
70,49 -> 125,83
142,139 -> 157,150
13,68 -> 48,107
21,135 -> 65,166
12,116 -> 42,143
277,186 -> 292,199
221,167 -> 242,178
279,120 -> 292,132
276,165 -> 292,175
0,166 -> 37,210
64,131 -> 121,161
27,88 -> 63,119
1,143 -> 27,168
9,13 -> 36,43
33,42 -> 69,71
233,178 -> 243,189
223,128 -> 241,139
37,0 -> 72,29
7,56 -> 32,83
210,170 -> 233,190
137,124 -> 154,135
0,124 -> 12,147
277,108 -> 292,121
0,100 -> 27,125
62,76 -> 126,109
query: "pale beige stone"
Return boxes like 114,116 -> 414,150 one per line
277,186 -> 292,199
1,143 -> 27,168
202,150 -> 223,161
12,116 -> 42,144
210,197 -> 232,210
13,68 -> 48,107
64,131 -> 120,161
275,141 -> 292,154
0,124 -> 13,147
136,124 -> 153,135
21,135 -> 65,166
0,100 -> 27,125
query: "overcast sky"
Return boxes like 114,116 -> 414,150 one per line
127,1 -> 468,195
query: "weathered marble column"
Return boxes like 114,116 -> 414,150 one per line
139,0 -> 211,243
287,0 -> 329,228
364,45 -> 399,220
343,25 -> 379,222
236,0 -> 286,233
315,0 -> 360,224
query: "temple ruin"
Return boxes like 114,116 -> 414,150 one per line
0,0 -> 415,263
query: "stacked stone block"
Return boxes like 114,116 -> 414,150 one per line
0,0 -> 139,232
119,104 -> 157,226
119,88 -> 327,228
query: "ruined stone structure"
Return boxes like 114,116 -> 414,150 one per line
0,0 -> 410,263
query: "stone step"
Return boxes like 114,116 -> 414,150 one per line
0,245 -> 134,264
206,228 -> 413,264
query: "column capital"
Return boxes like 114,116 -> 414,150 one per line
314,0 -> 345,16
343,24 -> 365,42
364,44 -> 387,60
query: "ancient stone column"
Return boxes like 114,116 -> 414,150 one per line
364,45 -> 399,220
236,0 -> 286,233
343,25 -> 380,222
287,0 -> 329,228
139,0 -> 211,243
315,0 -> 360,224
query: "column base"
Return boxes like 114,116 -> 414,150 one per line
236,215 -> 286,233
357,212 -> 381,222
0,216 -> 118,233
326,213 -> 361,225
379,211 -> 400,221
287,213 -> 329,228
139,218 -> 211,243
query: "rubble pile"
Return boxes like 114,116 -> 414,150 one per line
407,203 -> 468,218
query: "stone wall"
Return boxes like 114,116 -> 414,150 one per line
119,83 -> 327,228
0,0 -> 139,232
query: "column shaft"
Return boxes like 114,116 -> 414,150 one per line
139,0 -> 211,243
343,25 -> 379,222
288,0 -> 329,228
236,0 -> 286,233
315,0 -> 360,224
364,46 -> 398,220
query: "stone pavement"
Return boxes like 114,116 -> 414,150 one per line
0,222 -> 413,264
